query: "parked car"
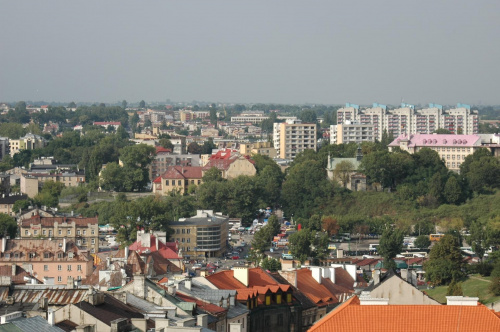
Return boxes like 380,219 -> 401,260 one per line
232,255 -> 240,260
193,263 -> 203,270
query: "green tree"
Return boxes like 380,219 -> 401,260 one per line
122,100 -> 128,109
210,106 -> 217,125
378,228 -> 404,270
424,234 -> 465,285
333,160 -> 355,188
202,167 -> 224,183
289,229 -> 313,263
139,100 -> 146,108
443,176 -> 462,205
34,181 -> 66,208
414,235 -> 431,249
187,142 -> 202,154
261,257 -> 281,272
13,199 -> 31,213
68,101 -> 77,108
469,220 -> 489,261
299,109 -> 317,123
446,280 -> 464,296
0,123 -> 26,139
322,216 -> 340,237
266,215 -> 281,238
0,214 -> 18,238
159,138 -> 174,150
490,262 -> 500,295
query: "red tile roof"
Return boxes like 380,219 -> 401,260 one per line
128,236 -> 180,260
176,292 -> 227,316
155,146 -> 172,154
308,296 -> 500,332
158,166 -> 203,180
296,269 -> 338,306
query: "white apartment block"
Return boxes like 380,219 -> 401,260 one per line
337,103 -> 479,141
330,121 -> 375,144
273,119 -> 317,159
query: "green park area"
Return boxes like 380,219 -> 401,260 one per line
425,274 -> 500,304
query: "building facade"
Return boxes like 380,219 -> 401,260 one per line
330,121 -> 375,144
152,166 -> 203,196
0,238 -> 93,285
388,133 -> 482,172
337,103 -> 479,141
20,215 -> 99,253
169,210 -> 229,258
9,134 -> 46,157
273,119 -> 317,160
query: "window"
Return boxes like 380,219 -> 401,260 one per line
187,238 -> 190,243
4,254 -> 9,258
182,229 -> 185,234
67,265 -> 72,271
68,230 -> 71,235
57,276 -> 62,282
277,314 -> 283,326
187,229 -> 190,234
44,265 -> 48,271
58,252 -> 63,258
25,230 -> 28,236
91,248 -> 95,254
43,230 -> 46,235
49,230 -> 53,236
91,229 -> 95,235
44,252 -> 50,259
181,238 -> 185,243
91,239 -> 95,244
58,230 -> 62,235
29,252 -> 36,258
77,265 -> 82,271
178,180 -> 182,186
34,230 -> 38,235
77,230 -> 81,235
176,229 -> 180,234
57,265 -> 62,271
83,230 -> 86,235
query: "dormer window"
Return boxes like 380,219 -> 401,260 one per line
58,252 -> 64,259
68,252 -> 74,259
29,252 -> 36,259
44,252 -> 51,259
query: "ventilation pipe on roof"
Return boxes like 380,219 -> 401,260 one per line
185,278 -> 192,291
63,238 -> 66,253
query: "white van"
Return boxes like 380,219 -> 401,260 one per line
369,244 -> 379,252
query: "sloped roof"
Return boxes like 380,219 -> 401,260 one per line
296,268 -> 338,306
158,166 -> 203,180
21,215 -> 98,227
75,294 -> 144,326
308,296 -> 500,332
388,134 -> 481,148
0,265 -> 31,284
142,251 -> 183,274
175,292 -> 227,316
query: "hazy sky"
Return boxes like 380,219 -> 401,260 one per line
1,1 -> 499,105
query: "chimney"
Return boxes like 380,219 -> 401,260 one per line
329,267 -> 335,284
310,267 -> 321,283
229,322 -> 243,332
229,292 -> 236,307
155,319 -> 169,332
337,248 -> 344,258
133,274 -> 146,299
47,309 -> 55,326
131,318 -> 147,332
446,296 -> 479,306
400,269 -> 408,281
110,318 -> 127,332
185,278 -> 192,291
372,269 -> 381,285
278,270 -> 297,288
197,314 -> 208,328
168,285 -> 176,296
124,246 -> 129,259
1,237 -> 6,253
233,266 -> 249,287
156,236 -> 159,251
166,308 -> 176,319
11,264 -> 16,277
63,238 -> 66,253
67,276 -> 74,289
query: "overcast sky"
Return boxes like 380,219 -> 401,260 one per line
1,1 -> 499,105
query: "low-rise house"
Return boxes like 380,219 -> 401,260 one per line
325,148 -> 366,191
0,238 -> 93,285
152,166 -> 203,195
203,150 -> 256,180
0,194 -> 28,217
128,230 -> 183,269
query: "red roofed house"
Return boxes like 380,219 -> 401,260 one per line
203,149 -> 256,180
206,266 -> 313,332
152,165 -> 203,195
308,295 -> 500,332
128,230 -> 183,270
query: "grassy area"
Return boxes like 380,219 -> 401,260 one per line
425,274 -> 500,304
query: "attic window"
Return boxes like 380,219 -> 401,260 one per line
68,252 -> 74,259
58,252 -> 63,259
29,252 -> 36,259
44,252 -> 51,259
4,253 -> 9,259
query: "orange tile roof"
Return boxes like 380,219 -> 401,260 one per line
296,269 -> 338,306
308,296 -> 500,332
158,166 -> 203,180
206,270 -> 245,289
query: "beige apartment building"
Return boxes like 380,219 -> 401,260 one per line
273,119 -> 317,159
240,141 -> 277,158
169,210 -> 229,258
9,133 -> 46,157
0,237 -> 93,285
20,215 -> 99,253
330,121 -> 375,144
389,133 -> 482,172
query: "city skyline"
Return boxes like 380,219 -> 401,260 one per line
1,1 -> 500,105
